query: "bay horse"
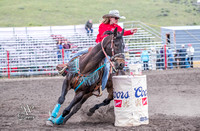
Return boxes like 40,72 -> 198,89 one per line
46,27 -> 125,126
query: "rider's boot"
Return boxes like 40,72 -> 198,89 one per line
56,64 -> 68,76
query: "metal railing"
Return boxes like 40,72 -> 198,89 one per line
1,22 -> 200,78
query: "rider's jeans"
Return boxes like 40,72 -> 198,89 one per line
69,48 -> 89,60
102,57 -> 110,90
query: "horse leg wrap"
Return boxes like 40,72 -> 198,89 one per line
48,116 -> 56,124
51,104 -> 61,118
55,115 -> 64,125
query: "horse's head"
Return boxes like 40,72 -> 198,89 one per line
111,53 -> 125,70
102,27 -> 125,70
103,27 -> 125,56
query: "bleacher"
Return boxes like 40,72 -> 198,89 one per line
0,25 -> 101,77
0,21 -> 163,77
1,21 -> 198,77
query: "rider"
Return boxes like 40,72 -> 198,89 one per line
61,10 -> 137,96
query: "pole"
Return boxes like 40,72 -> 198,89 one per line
62,49 -> 65,64
164,45 -> 167,70
7,51 -> 10,79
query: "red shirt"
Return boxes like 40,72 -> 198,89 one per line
95,23 -> 134,43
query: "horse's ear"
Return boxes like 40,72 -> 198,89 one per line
114,27 -> 118,37
121,29 -> 124,36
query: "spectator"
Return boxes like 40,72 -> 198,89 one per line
141,48 -> 149,70
85,19 -> 93,36
174,49 -> 180,68
187,44 -> 194,68
167,47 -> 174,69
56,40 -> 63,61
156,50 -> 162,69
150,47 -> 157,70
63,40 -> 71,62
179,44 -> 187,68
160,47 -> 164,69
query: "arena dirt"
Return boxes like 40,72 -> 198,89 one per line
0,68 -> 200,131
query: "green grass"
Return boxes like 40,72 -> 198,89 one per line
0,0 -> 199,27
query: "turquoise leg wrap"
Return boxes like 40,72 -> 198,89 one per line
47,104 -> 61,124
51,104 -> 61,118
55,115 -> 64,125
48,116 -> 56,124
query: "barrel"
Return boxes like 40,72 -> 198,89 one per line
112,75 -> 149,126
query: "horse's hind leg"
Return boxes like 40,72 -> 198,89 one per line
47,79 -> 69,125
87,83 -> 113,116
87,97 -> 113,116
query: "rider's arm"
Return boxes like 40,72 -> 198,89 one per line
116,25 -> 135,36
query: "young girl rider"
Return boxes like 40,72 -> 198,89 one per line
63,10 -> 137,96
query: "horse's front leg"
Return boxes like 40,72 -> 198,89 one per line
63,93 -> 92,123
54,91 -> 84,125
47,78 -> 70,126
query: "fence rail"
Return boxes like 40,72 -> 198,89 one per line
1,21 -> 200,78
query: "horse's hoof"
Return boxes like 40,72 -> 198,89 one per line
46,120 -> 54,127
87,112 -> 93,116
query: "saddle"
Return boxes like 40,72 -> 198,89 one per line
56,47 -> 103,96
56,64 -> 102,97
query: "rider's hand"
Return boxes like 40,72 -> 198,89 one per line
131,28 -> 137,33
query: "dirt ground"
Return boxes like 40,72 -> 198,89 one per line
0,68 -> 200,131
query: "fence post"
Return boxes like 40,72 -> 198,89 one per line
62,49 -> 65,64
50,26 -> 52,34
164,44 -> 167,69
74,25 -> 76,32
26,27 -> 28,34
7,51 -> 10,79
13,27 -> 15,35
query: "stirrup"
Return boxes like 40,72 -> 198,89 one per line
93,85 -> 102,97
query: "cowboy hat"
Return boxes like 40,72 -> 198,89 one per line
102,10 -> 126,19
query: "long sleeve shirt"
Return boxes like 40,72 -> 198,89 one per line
95,23 -> 134,43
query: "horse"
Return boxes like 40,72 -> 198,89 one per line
46,27 -> 125,126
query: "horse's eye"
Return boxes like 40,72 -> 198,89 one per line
114,43 -> 119,47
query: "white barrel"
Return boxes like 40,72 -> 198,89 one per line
112,75 -> 149,127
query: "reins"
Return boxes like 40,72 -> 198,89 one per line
100,36 -> 117,72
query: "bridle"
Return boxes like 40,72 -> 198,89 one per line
100,34 -> 125,72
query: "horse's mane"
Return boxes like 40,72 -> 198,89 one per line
103,31 -> 113,35
103,30 -> 123,39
